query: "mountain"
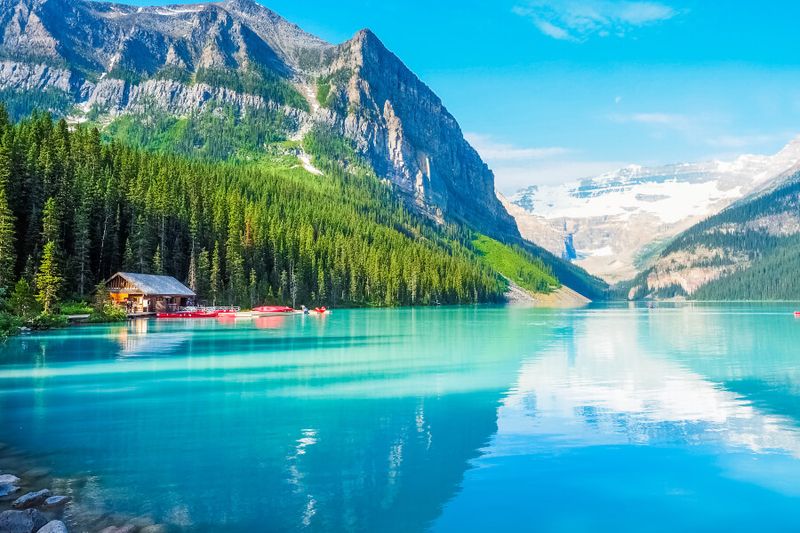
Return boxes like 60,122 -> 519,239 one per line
624,171 -> 800,300
507,138 -> 800,282
0,0 -> 611,305
0,0 -> 518,239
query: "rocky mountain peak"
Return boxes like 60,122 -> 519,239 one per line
319,26 -> 518,237
0,0 -> 520,239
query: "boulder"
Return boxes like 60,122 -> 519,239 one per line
37,521 -> 68,533
41,495 -> 71,509
0,474 -> 21,484
0,483 -> 21,497
0,509 -> 48,533
12,489 -> 51,510
139,526 -> 167,533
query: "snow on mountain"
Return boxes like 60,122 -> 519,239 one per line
508,137 -> 800,283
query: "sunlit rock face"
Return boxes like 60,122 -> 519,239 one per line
0,0 -> 519,239
508,139 -> 800,283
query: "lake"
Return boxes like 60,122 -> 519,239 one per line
2,305 -> 800,531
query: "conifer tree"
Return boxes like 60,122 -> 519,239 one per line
0,177 -> 14,289
187,246 -> 198,294
41,197 -> 59,246
210,242 -> 222,305
197,248 -> 211,301
9,278 -> 37,318
152,245 -> 164,275
35,241 -> 62,314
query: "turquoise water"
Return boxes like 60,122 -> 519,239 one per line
2,305 -> 800,531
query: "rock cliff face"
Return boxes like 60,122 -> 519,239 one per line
0,0 -> 518,238
316,30 -> 518,235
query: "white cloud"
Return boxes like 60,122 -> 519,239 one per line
609,112 -> 696,136
465,133 -> 569,161
706,133 -> 794,149
492,161 -> 631,193
613,112 -> 693,130
466,133 -> 627,192
513,0 -> 680,41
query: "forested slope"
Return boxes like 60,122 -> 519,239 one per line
0,106 -> 516,308
626,172 -> 800,300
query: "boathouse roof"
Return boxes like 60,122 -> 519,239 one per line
106,272 -> 196,297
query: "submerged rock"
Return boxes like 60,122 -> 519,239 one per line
11,489 -> 51,510
0,509 -> 48,533
22,468 -> 50,480
36,521 -> 68,533
0,474 -> 21,484
0,483 -> 21,497
99,526 -> 136,533
41,495 -> 71,510
139,526 -> 167,533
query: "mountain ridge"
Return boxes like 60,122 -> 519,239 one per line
624,169 -> 800,300
507,137 -> 800,282
0,0 -> 520,239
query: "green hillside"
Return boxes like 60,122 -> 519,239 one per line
472,234 -> 559,294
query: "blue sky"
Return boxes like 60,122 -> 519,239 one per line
125,0 -> 800,192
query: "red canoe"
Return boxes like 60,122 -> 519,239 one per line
795,312 -> 800,317
157,310 -> 220,319
252,306 -> 298,316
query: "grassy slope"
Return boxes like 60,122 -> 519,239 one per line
518,240 -> 608,301
472,234 -> 559,295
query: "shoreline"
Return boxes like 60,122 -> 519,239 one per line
0,442 -> 165,533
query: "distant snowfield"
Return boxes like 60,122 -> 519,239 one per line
528,178 -> 746,225
508,137 -> 800,282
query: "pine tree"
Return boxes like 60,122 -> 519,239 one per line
249,269 -> 257,308
187,246 -> 198,293
41,197 -> 60,246
35,241 -> 62,314
197,248 -> 211,301
0,182 -> 15,289
210,241 -> 222,305
152,245 -> 164,275
122,239 -> 135,271
9,278 -> 38,318
74,194 -> 92,296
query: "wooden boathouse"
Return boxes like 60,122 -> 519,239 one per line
105,272 -> 195,314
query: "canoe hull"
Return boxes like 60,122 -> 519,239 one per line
157,311 -> 220,319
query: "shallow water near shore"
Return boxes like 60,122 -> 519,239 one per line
2,304 -> 800,531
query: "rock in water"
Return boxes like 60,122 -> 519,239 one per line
99,526 -> 136,533
36,521 -> 68,533
11,489 -> 51,510
41,495 -> 71,510
0,509 -> 48,533
0,483 -> 21,497
139,526 -> 167,533
23,468 -> 51,480
0,474 -> 21,484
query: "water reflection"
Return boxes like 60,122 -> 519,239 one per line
2,306 -> 800,531
435,306 -> 800,531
